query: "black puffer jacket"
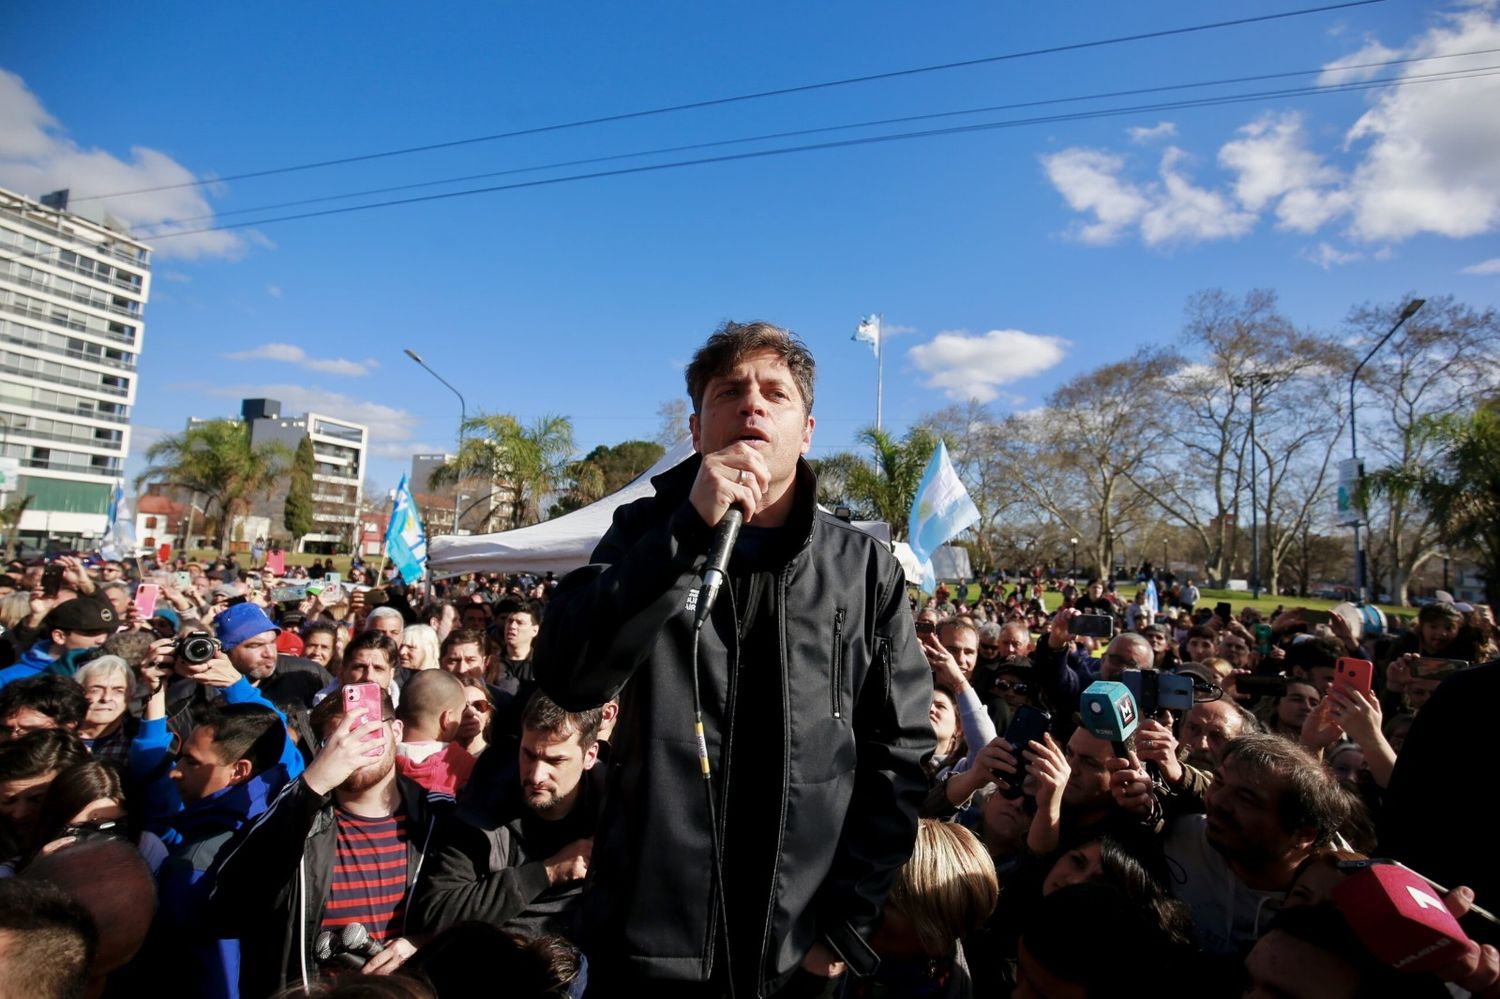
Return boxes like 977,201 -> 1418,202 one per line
535,455 -> 932,993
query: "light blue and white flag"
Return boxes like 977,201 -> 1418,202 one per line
852,314 -> 881,357
385,473 -> 428,585
1144,577 -> 1159,615
99,483 -> 137,560
908,441 -> 979,594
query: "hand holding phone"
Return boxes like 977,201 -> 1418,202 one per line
133,584 -> 160,621
1334,657 -> 1374,695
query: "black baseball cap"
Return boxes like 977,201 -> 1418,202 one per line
44,597 -> 117,633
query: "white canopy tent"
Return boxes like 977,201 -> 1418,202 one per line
426,440 -> 895,577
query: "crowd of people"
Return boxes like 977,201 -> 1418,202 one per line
1,320 -> 1498,999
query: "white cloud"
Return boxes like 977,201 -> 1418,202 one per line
223,343 -> 377,377
1318,39 -> 1402,85
266,284 -> 282,298
1040,149 -> 1151,244
1301,242 -> 1363,269
1128,122 -> 1177,144
1462,257 -> 1500,274
1042,146 -> 1253,246
1042,9 -> 1500,251
907,328 -> 1069,402
1217,113 -> 1347,229
0,69 -> 246,260
159,270 -> 192,284
1341,8 -> 1500,241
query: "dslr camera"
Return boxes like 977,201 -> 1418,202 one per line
174,630 -> 221,665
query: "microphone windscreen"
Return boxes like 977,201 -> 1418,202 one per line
1333,864 -> 1472,973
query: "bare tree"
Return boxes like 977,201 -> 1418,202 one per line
1349,295 -> 1500,604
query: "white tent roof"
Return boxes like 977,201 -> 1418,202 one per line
427,439 -> 894,577
427,438 -> 696,577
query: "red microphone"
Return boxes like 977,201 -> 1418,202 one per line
1332,862 -> 1472,973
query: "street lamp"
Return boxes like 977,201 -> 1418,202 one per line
1348,298 -> 1425,603
1070,537 -> 1078,578
403,349 -> 467,456
1233,373 -> 1273,599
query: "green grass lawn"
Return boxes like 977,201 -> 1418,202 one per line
950,582 -> 1411,621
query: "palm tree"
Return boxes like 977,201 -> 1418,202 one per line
817,426 -> 940,541
432,412 -> 575,530
135,419 -> 289,551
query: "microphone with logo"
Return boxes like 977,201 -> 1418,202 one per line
1331,861 -> 1476,973
693,505 -> 743,632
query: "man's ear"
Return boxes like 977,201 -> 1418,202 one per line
51,629 -> 68,647
689,411 -> 701,453
582,740 -> 600,770
390,719 -> 404,743
228,758 -> 254,786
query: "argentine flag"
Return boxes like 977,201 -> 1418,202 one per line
100,483 -> 137,561
852,314 -> 881,357
907,441 -> 980,594
385,474 -> 428,585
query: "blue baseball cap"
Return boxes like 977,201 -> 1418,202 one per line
215,603 -> 281,651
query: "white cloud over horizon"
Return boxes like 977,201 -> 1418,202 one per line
223,343 -> 379,377
907,328 -> 1069,402
1040,6 -> 1500,253
1461,257 -> 1500,274
1128,122 -> 1177,144
0,69 -> 247,260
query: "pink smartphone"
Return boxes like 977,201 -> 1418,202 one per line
133,584 -> 160,621
1334,657 -> 1374,695
342,682 -> 382,726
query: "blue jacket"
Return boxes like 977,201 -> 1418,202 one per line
0,641 -> 56,691
131,677 -> 302,999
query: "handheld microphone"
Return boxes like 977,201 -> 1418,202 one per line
1080,680 -> 1140,757
1332,862 -> 1472,973
693,505 -> 743,631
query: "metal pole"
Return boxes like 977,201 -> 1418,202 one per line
404,349 -> 466,455
1347,298 -> 1424,603
875,316 -> 884,433
1250,385 -> 1260,599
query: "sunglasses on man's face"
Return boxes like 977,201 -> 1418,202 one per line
993,680 -> 1031,695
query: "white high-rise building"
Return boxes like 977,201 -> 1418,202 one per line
0,187 -> 148,547
242,399 -> 368,553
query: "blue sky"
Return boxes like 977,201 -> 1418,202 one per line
3,1 -> 1498,493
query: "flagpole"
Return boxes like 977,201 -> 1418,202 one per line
875,314 -> 883,432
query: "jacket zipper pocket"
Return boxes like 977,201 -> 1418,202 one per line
831,608 -> 846,718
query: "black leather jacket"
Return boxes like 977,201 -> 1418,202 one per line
536,455 -> 932,993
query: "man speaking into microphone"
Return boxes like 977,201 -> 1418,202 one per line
536,320 -> 931,998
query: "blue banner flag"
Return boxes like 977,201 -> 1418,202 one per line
908,441 -> 979,593
100,483 -> 137,561
852,314 -> 881,357
385,473 -> 428,584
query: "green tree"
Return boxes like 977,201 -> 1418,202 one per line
1363,400 -> 1500,610
432,412 -> 575,530
283,436 -> 316,544
552,440 -> 664,516
135,419 -> 289,551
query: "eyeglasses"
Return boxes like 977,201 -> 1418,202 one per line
993,681 -> 1031,695
464,699 -> 492,714
979,644 -> 1002,654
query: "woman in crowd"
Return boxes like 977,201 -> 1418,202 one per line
31,758 -> 168,875
399,623 -> 442,673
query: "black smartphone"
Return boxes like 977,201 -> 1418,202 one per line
42,563 -> 65,596
1412,657 -> 1467,680
1296,608 -> 1332,626
1214,601 -> 1233,624
996,705 -> 1052,797
1067,613 -> 1115,639
1234,674 -> 1289,698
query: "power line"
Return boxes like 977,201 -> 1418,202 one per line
134,46 -> 1497,233
138,64 -> 1499,243
69,0 -> 1385,204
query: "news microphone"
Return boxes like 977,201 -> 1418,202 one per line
340,921 -> 385,960
693,506 -> 743,631
1332,862 -> 1472,973
1080,680 -> 1140,757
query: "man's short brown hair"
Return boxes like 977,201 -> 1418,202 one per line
521,690 -> 602,748
684,320 -> 816,416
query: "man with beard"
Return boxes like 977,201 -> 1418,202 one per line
1135,692 -> 1260,815
1161,733 -> 1347,955
410,690 -> 603,938
211,686 -> 450,996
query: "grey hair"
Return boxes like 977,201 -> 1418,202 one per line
74,655 -> 134,699
978,623 -> 1002,642
1108,631 -> 1153,664
365,606 -> 405,629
